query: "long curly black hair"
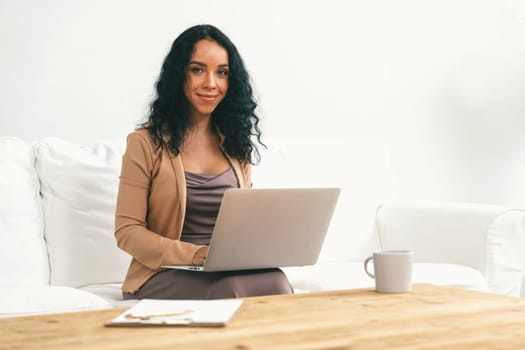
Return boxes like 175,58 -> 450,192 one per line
140,24 -> 263,164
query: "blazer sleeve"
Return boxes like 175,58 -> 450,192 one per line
114,131 -> 201,270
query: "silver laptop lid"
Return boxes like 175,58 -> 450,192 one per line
202,187 -> 340,272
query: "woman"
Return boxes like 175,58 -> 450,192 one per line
115,24 -> 293,299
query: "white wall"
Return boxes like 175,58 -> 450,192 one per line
1,0 -> 524,206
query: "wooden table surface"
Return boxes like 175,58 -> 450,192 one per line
2,284 -> 525,350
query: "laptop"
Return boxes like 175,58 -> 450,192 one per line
162,187 -> 340,272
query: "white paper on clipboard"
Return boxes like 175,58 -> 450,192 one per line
106,299 -> 244,327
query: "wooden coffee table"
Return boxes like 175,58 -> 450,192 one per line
3,284 -> 525,349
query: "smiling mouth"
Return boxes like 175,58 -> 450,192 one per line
197,94 -> 219,102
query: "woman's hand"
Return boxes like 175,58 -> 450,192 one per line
192,246 -> 209,265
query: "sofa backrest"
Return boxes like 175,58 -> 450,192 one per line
252,136 -> 399,263
0,137 -> 49,287
2,134 -> 400,289
34,138 -> 130,288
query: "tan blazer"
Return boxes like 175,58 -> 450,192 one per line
115,128 -> 252,293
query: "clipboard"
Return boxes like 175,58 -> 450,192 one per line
106,299 -> 244,327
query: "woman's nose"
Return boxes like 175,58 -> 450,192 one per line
203,72 -> 216,89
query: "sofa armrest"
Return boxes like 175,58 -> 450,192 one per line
375,200 -> 525,296
485,209 -> 525,297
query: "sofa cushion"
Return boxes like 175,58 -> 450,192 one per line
283,262 -> 488,293
0,286 -> 111,318
80,283 -> 138,308
0,137 -> 48,287
34,138 -> 130,287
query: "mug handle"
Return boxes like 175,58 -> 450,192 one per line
364,256 -> 375,278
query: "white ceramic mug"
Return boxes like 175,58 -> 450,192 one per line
364,250 -> 413,293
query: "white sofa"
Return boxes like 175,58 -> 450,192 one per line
1,136 -> 525,318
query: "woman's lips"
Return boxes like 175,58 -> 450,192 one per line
197,94 -> 218,103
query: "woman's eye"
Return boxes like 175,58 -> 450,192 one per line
218,70 -> 229,77
190,67 -> 203,74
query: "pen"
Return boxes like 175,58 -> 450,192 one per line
125,310 -> 193,320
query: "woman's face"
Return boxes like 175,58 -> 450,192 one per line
184,39 -> 229,121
